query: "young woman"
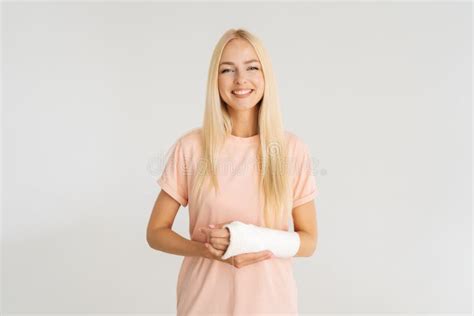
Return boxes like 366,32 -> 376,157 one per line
147,28 -> 319,315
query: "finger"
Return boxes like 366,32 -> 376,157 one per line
199,227 -> 212,242
231,250 -> 271,268
210,228 -> 230,238
213,221 -> 234,229
205,243 -> 218,256
211,243 -> 227,251
210,237 -> 229,249
237,250 -> 271,261
210,241 -> 228,251
210,236 -> 229,245
223,257 -> 234,266
247,254 -> 271,266
200,227 -> 211,235
199,227 -> 209,237
205,243 -> 224,257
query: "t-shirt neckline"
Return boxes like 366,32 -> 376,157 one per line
227,133 -> 260,144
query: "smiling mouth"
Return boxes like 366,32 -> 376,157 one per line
232,89 -> 254,97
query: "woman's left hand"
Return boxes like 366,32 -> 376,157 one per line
199,223 -> 231,254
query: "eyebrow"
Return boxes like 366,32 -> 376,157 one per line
219,59 -> 261,66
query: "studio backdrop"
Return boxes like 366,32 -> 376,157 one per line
2,1 -> 471,315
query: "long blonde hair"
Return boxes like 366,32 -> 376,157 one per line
191,28 -> 292,229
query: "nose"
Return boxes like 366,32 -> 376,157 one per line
234,70 -> 248,85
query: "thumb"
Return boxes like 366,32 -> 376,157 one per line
214,221 -> 234,229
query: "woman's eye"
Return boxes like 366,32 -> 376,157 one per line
220,66 -> 259,74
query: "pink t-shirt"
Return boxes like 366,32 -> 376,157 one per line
157,127 -> 318,315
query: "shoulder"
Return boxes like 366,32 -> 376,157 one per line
172,127 -> 203,156
176,126 -> 202,145
284,130 -> 315,185
284,129 -> 311,152
283,130 -> 314,172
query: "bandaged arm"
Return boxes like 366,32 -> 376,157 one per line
221,221 -> 300,259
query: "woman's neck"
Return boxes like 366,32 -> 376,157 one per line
229,105 -> 259,137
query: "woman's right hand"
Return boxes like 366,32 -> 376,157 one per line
201,243 -> 273,268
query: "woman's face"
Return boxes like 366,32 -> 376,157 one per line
218,38 -> 265,111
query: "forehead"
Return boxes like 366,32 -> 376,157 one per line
220,38 -> 260,64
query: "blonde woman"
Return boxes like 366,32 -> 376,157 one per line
147,28 -> 319,315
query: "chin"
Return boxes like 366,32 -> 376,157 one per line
224,96 -> 262,111
235,104 -> 259,111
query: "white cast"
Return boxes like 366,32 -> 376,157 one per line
221,220 -> 300,260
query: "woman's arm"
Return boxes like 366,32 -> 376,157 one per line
147,190 -> 272,269
292,199 -> 318,257
214,199 -> 318,259
146,189 -> 205,257
148,227 -> 206,257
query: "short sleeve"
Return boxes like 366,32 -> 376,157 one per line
291,142 -> 318,208
157,138 -> 189,207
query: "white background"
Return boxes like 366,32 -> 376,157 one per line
2,1 -> 472,314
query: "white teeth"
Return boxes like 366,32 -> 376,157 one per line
233,89 -> 252,95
